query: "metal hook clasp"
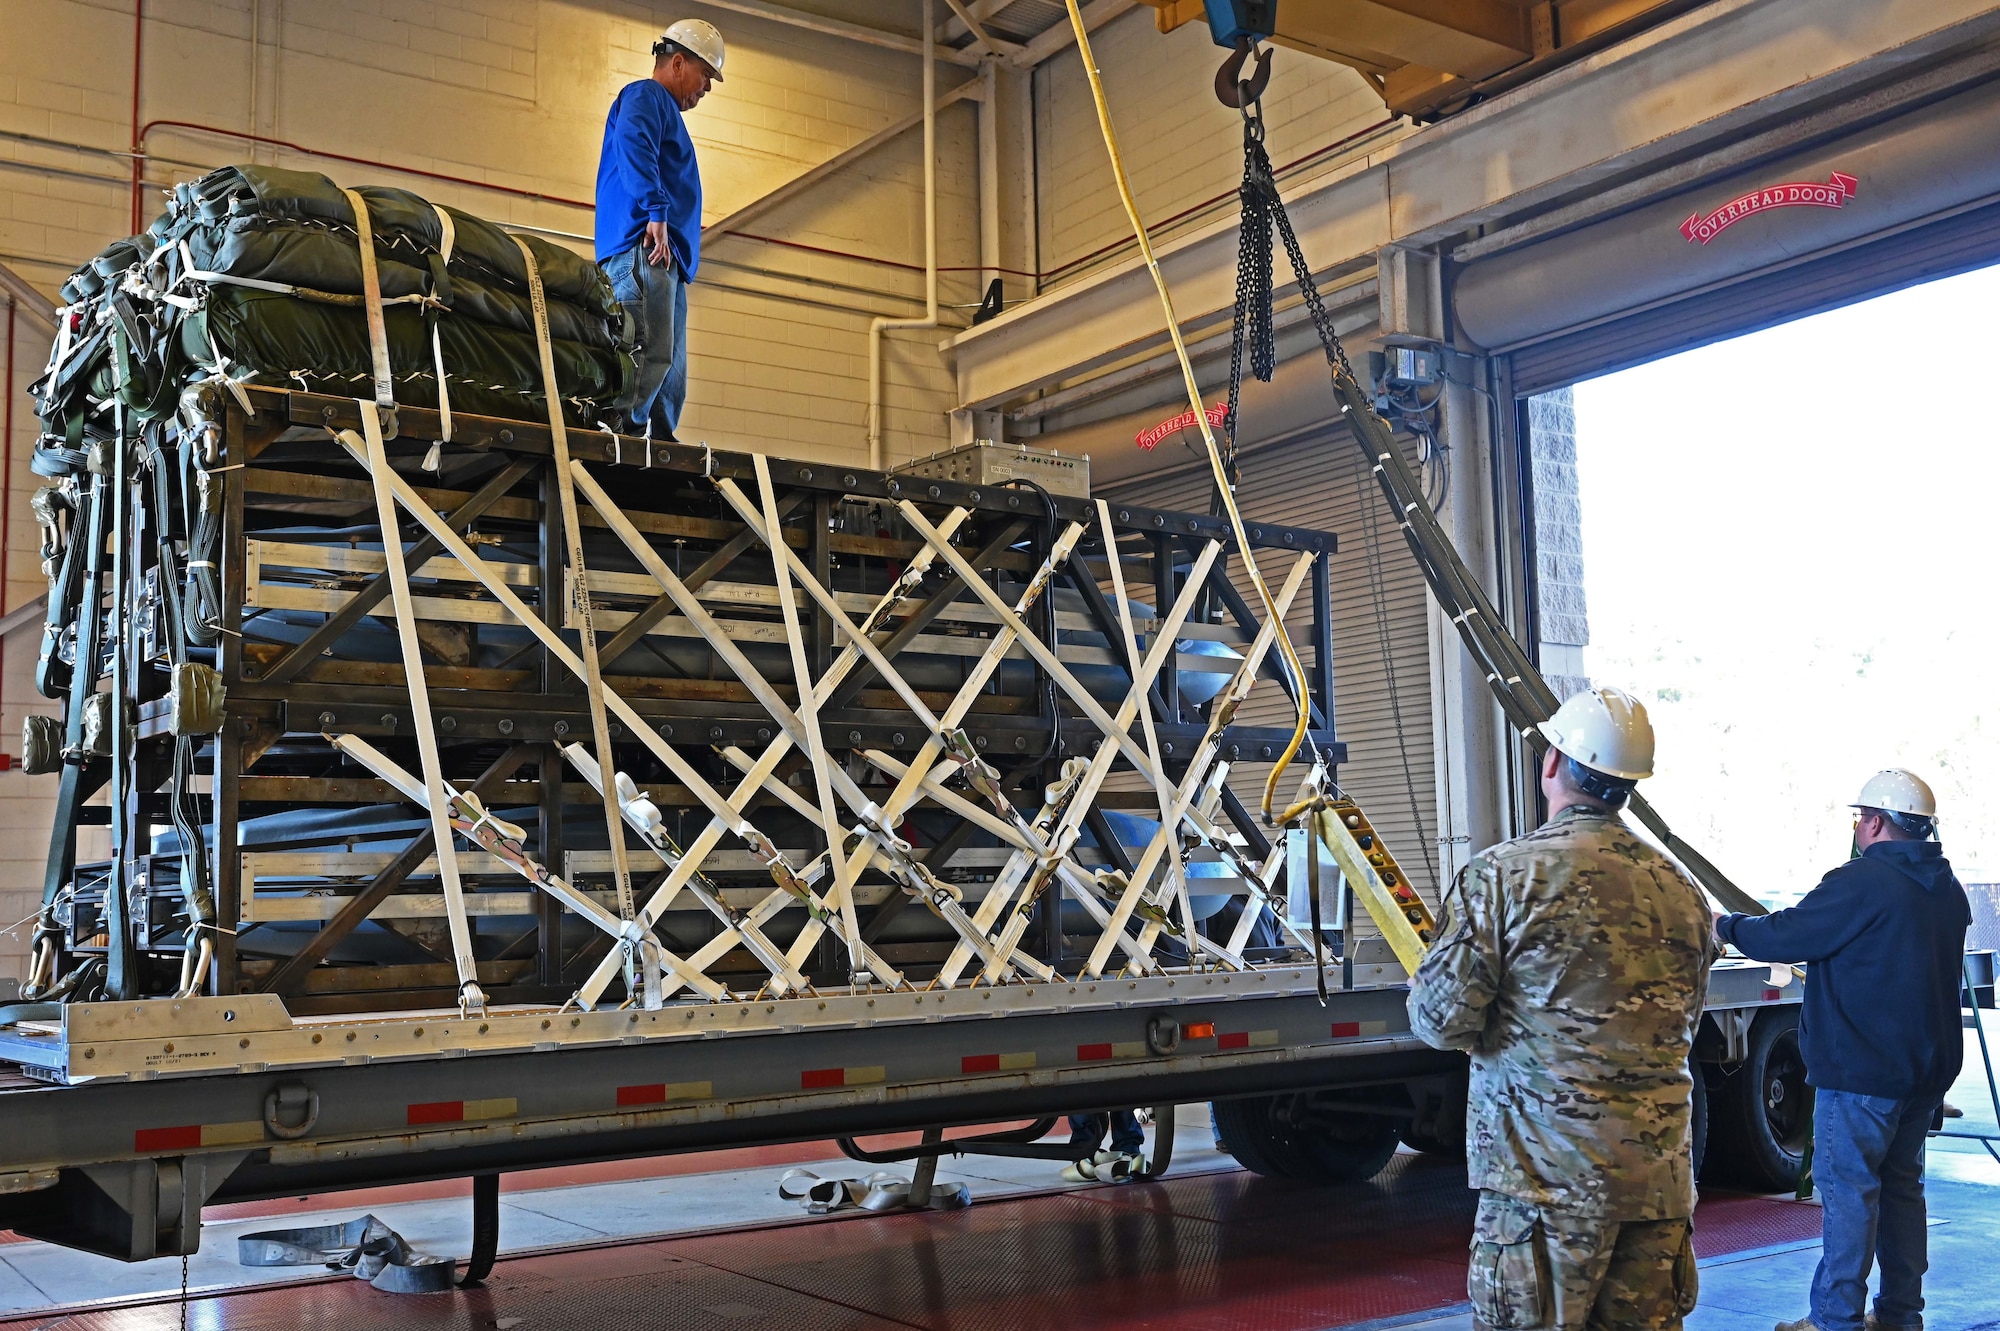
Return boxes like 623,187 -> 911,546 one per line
1215,37 -> 1273,112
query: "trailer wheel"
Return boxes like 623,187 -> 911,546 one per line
1702,1007 -> 1811,1192
1689,1055 -> 1709,1179
1211,1093 -> 1401,1184
1398,1062 -> 1469,1158
1209,1095 -> 1294,1178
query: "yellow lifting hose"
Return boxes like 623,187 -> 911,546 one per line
1060,1 -> 1313,822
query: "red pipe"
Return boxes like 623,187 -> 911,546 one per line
136,112 -> 1397,286
130,0 -> 145,233
2,300 -> 14,745
137,119 -> 594,211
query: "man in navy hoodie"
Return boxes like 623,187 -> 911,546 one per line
1715,769 -> 1971,1331
596,19 -> 723,441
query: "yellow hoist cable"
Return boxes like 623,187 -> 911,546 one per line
1061,0 -> 1312,822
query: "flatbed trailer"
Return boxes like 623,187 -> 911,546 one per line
3,378 -> 1810,1271
0,957 -> 1800,1263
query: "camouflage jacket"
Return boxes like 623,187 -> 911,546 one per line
1407,804 -> 1716,1220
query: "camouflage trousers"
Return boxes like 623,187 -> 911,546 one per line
1468,1192 -> 1699,1330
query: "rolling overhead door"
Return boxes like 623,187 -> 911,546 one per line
1102,427 -> 1442,904
1454,69 -> 2000,395
1505,197 -> 2000,394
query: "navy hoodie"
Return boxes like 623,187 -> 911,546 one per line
1717,840 -> 1970,1100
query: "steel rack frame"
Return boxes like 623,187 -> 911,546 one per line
38,386 -> 1345,1016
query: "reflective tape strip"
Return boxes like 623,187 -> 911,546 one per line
1762,988 -> 1783,1002
616,1081 -> 713,1107
407,1097 -> 518,1126
1217,1030 -> 1279,1050
1076,1041 -> 1148,1062
960,1052 -> 1036,1074
1330,1021 -> 1390,1038
135,1120 -> 264,1152
800,1065 -> 886,1090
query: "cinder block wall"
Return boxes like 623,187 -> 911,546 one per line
1032,12 -> 1387,288
0,2 -> 1406,982
0,0 -> 997,982
1526,389 -> 1592,702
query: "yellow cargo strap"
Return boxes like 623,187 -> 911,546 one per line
428,204 -> 455,441
338,188 -> 395,411
509,234 -> 642,985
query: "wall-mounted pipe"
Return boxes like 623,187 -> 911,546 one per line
978,58 -> 1000,296
867,0 -> 942,471
129,0 -> 145,232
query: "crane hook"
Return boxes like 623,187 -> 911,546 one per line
1214,36 -> 1273,110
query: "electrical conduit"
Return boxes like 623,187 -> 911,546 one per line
867,0 -> 940,471
1059,0 -> 1312,821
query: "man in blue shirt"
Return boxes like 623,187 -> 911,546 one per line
596,19 -> 723,440
1715,769 -> 1971,1331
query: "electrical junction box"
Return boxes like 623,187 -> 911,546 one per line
1373,345 -> 1441,391
896,442 -> 1091,500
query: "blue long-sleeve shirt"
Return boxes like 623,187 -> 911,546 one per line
595,79 -> 702,278
1717,840 -> 1970,1100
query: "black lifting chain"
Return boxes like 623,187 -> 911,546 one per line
1223,81 -> 1362,504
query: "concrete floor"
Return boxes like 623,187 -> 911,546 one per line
0,1032 -> 1992,1329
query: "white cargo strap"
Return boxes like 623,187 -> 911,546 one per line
1095,497 -> 1195,956
749,454 -> 868,973
429,205 -> 456,441
508,234 -> 643,994
338,188 -> 395,410
344,402 -> 483,1011
324,733 -> 696,985
330,428 -> 822,1008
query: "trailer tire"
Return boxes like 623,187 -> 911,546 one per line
1209,1095 -> 1294,1179
1398,1062 -> 1469,1158
1701,1007 -> 1811,1192
1689,1055 -> 1709,1179
1211,1093 -> 1401,1184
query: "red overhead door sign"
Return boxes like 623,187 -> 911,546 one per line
1681,172 -> 1858,245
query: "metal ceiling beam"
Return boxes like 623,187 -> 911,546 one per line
696,0 -> 983,66
0,259 -> 59,327
937,0 -> 1014,44
1011,0 -> 1136,68
943,0 -> 1022,56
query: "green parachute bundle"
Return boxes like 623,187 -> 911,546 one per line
30,164 -> 634,475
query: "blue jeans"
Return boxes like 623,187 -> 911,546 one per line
1068,1111 -> 1144,1156
603,244 -> 687,438
1810,1088 -> 1936,1331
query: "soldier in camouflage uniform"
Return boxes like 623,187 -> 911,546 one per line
1409,687 -> 1717,1330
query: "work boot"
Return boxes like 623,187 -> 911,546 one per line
1867,1316 -> 1920,1330
1773,1319 -> 1825,1331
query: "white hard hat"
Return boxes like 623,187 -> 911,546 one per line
1851,768 -> 1936,818
662,18 -> 725,80
1538,686 -> 1655,781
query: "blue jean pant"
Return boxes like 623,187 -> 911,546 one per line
1810,1088 -> 1936,1331
1068,1111 -> 1144,1156
603,244 -> 687,437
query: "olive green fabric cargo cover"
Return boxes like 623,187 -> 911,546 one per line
32,164 -> 634,473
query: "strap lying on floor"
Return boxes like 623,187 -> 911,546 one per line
238,1214 -> 457,1294
777,1169 -> 969,1215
